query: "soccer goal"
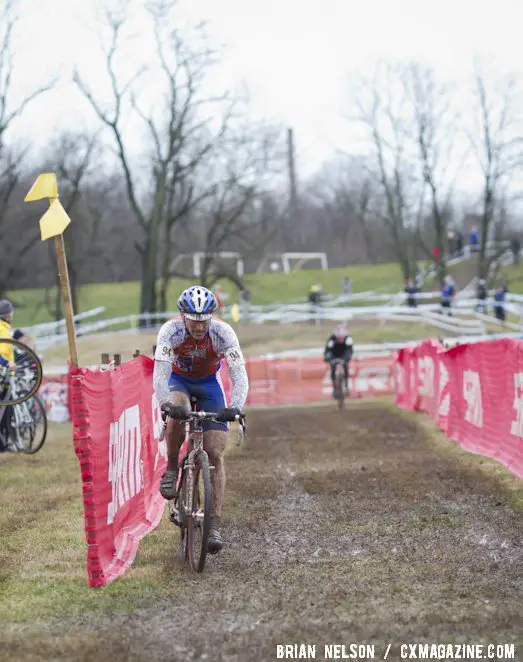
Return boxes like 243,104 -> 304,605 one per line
256,252 -> 328,274
169,252 -> 244,278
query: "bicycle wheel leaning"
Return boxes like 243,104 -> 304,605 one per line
7,394 -> 48,454
186,450 -> 212,573
0,339 -> 43,406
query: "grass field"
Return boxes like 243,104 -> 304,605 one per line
10,256 -> 522,330
1,403 -> 522,661
11,263 -> 407,327
500,262 -> 523,292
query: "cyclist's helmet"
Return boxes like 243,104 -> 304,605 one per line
177,286 -> 218,320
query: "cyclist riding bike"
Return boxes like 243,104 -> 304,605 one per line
323,323 -> 354,395
153,285 -> 249,554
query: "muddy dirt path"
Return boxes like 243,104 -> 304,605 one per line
5,403 -> 523,661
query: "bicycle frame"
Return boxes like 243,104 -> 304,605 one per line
160,406 -> 246,571
177,416 -> 206,527
331,358 -> 346,384
0,397 -> 36,451
160,408 -> 246,523
330,358 -> 348,408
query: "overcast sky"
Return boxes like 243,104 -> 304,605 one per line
8,0 -> 523,181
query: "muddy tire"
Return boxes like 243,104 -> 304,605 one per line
187,451 -> 212,573
334,370 -> 345,411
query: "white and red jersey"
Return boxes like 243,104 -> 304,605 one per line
154,317 -> 244,378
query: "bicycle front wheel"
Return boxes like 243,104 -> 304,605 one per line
187,451 -> 212,573
335,370 -> 345,411
0,339 -> 43,406
175,463 -> 190,564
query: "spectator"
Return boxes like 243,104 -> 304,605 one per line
456,231 -> 464,257
404,278 -> 418,308
214,285 -> 227,315
469,226 -> 480,253
475,278 -> 488,314
440,274 -> 456,316
414,265 -> 423,289
510,236 -> 521,266
432,246 -> 440,263
342,276 -> 352,302
448,231 -> 456,257
493,285 -> 506,323
238,287 -> 250,323
308,284 -> 321,325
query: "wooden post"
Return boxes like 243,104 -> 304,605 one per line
24,173 -> 79,367
55,234 -> 78,366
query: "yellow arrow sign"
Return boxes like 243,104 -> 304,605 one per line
38,199 -> 71,241
25,172 -> 79,366
24,172 -> 58,202
24,173 -> 71,241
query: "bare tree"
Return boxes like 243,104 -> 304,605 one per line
469,61 -> 523,279
402,63 -> 458,283
74,0 -> 231,315
353,62 -> 421,279
177,123 -> 285,288
0,0 -> 55,297
307,155 -> 379,263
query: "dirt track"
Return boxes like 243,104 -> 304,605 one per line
4,402 -> 523,661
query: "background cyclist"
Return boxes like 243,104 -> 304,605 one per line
323,323 -> 354,395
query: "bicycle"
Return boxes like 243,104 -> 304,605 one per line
331,358 -> 348,410
0,393 -> 48,454
159,401 -> 246,573
0,338 -> 43,406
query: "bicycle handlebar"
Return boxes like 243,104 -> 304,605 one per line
162,410 -> 245,423
159,409 -> 247,442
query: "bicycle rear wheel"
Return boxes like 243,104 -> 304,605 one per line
0,339 -> 43,406
187,451 -> 212,573
334,370 -> 345,410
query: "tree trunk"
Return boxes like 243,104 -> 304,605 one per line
139,234 -> 157,322
478,189 -> 493,280
158,222 -> 171,314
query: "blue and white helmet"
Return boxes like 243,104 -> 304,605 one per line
177,286 -> 218,320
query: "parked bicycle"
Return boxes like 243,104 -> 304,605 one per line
159,400 -> 246,573
0,338 -> 43,407
331,358 -> 348,410
0,393 -> 48,454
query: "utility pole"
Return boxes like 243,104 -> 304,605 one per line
287,127 -> 298,224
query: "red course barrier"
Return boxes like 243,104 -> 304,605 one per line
64,343 -> 520,586
395,338 -> 523,480
70,357 -> 167,587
